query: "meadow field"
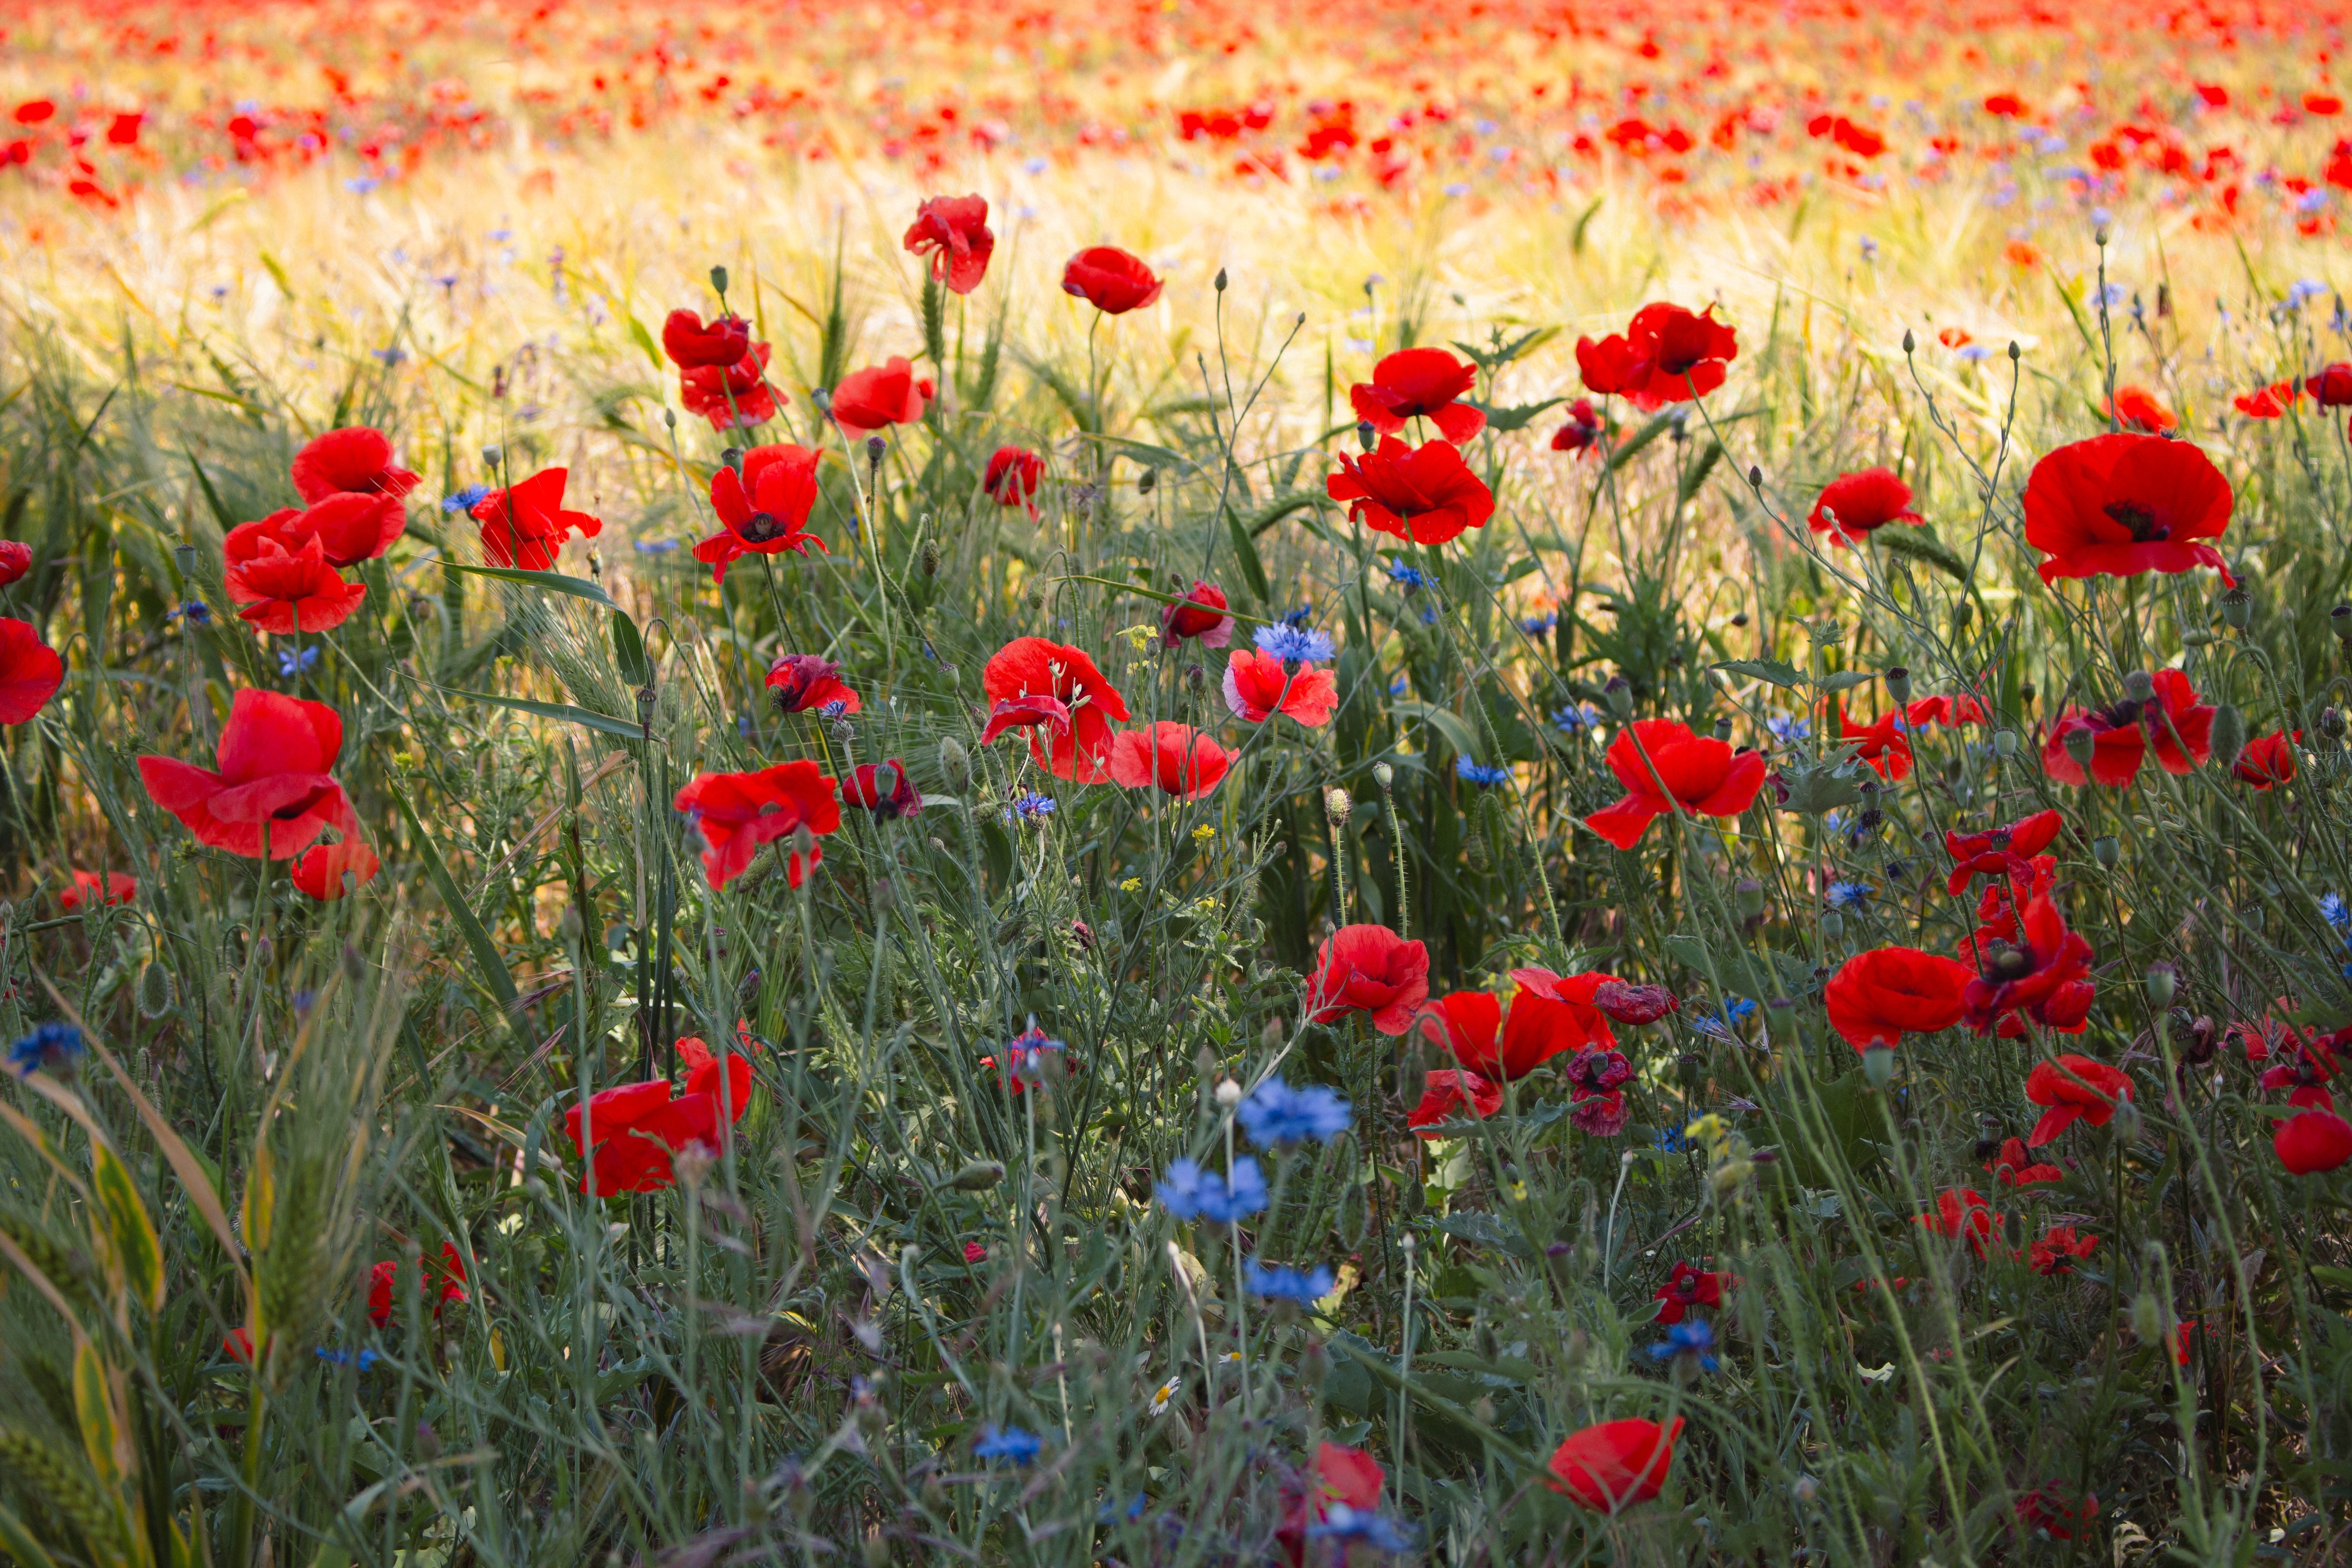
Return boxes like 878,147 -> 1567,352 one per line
7,0 -> 2352,1563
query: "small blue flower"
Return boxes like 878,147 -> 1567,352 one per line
316,1347 -> 382,1370
277,646 -> 320,679
8,1022 -> 83,1079
441,485 -> 491,514
1654,1126 -> 1690,1155
1001,1021 -> 1067,1086
1824,881 -> 1875,911
1098,1494 -> 1149,1524
1389,675 -> 1409,697
1007,791 -> 1057,824
371,347 -> 407,367
1243,1258 -> 1336,1303
736,715 -> 753,739
2289,277 -> 2330,306
1386,562 -> 1431,590
1519,611 -> 1558,636
818,699 -> 850,719
1553,703 -> 1601,732
343,176 -> 379,195
292,989 -> 318,1018
1956,344 -> 1992,363
1235,1077 -> 1352,1145
1766,714 -> 1811,744
632,538 -> 679,555
2323,893 -> 2348,929
1155,1156 -> 1268,1223
1455,758 -> 1512,788
1306,1504 -> 1418,1553
1648,1318 -> 1720,1372
176,599 -> 211,626
1280,604 -> 1314,630
1253,622 -> 1336,666
1691,996 -> 1756,1041
973,1424 -> 1043,1465
1418,604 -> 1439,625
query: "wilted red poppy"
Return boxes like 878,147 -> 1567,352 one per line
1223,649 -> 1338,727
1985,1137 -> 2062,1187
1407,1068 -> 1501,1137
231,490 -> 406,571
765,653 -> 860,715
980,637 -> 1130,783
673,761 -> 840,889
2310,363 -> 2352,407
2043,668 -> 2213,786
680,343 -> 776,428
470,467 -> 603,571
904,194 -> 995,295
1824,946 -> 1974,1049
1575,303 -> 1739,410
1546,1417 -> 1682,1512
0,541 -> 29,587
2235,730 -> 2298,789
1836,706 -> 1912,781
2021,432 -> 2234,586
1584,719 -> 1767,849
1107,721 -> 1231,799
2103,384 -> 2177,433
1061,246 -> 1162,314
2276,1107 -> 2352,1173
290,426 -> 421,504
225,535 -> 368,633
844,760 -> 924,820
1591,981 -> 1678,1024
983,446 -> 1044,513
1550,398 -> 1603,456
1943,808 -> 2063,893
1305,923 -> 1430,1035
2029,1224 -> 2098,1274
60,870 -> 136,911
1160,580 -> 1233,648
138,688 -> 357,859
1904,692 -> 1987,727
661,309 -> 753,369
1963,893 -> 2096,1039
1916,1187 -> 1999,1255
1806,467 -> 1922,546
290,838 -> 379,901
0,617 -> 64,724
1652,1261 -> 1732,1323
1325,435 -> 1495,546
696,444 -> 826,583
2021,1055 -> 2133,1146
1349,348 -> 1485,444
830,357 -> 934,441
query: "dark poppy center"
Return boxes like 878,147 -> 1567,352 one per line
739,510 -> 787,544
2102,499 -> 2168,541
271,786 -> 330,822
1984,942 -> 2034,982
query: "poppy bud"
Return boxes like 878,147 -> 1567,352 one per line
722,446 -> 745,471
2018,681 -> 2036,707
1950,601 -> 1973,633
1712,716 -> 1733,741
2063,727 -> 2098,766
1138,467 -> 1156,495
136,960 -> 176,1019
1214,266 -> 1228,292
664,407 -> 677,429
1885,666 -> 1911,704
1324,786 -> 1352,826
1902,328 -> 1916,353
1862,1045 -> 1895,1088
2122,669 -> 2155,703
2007,341 -> 2021,362
920,541 -> 940,577
2208,703 -> 2245,772
792,823 -> 818,859
2325,706 -> 2348,740
872,876 -> 896,913
558,904 -> 584,944
939,737 -> 970,791
1338,1183 -> 1369,1247
2094,224 -> 2110,247
710,265 -> 730,296
482,444 -> 502,470
1604,676 -> 1633,717
2091,834 -> 2120,867
2110,1099 -> 2142,1143
1993,729 -> 2019,756
1260,1015 -> 1285,1051
1373,762 -> 1393,792
2145,962 -> 2177,1007
951,1159 -> 1005,1191
2221,587 -> 2251,629
1819,909 -> 1843,942
1025,583 -> 1046,610
1397,1173 -> 1426,1215
1357,419 -> 1377,452
1396,1047 -> 1426,1102
2181,629 -> 2212,648
1184,663 -> 1205,693
1734,878 -> 1767,919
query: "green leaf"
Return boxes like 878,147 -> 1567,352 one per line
184,454 -> 240,532
1393,700 -> 1479,760
1874,526 -> 1971,582
390,786 -> 528,1049
1713,657 -> 1803,688
1818,670 -> 1876,692
0,1502 -> 61,1568
1466,396 -> 1565,433
1226,509 -> 1271,601
1775,760 -> 1867,814
625,314 -> 666,372
1433,1211 -> 1533,1257
1242,491 -> 1324,539
611,610 -> 652,687
440,560 -> 620,612
90,1143 -> 162,1315
1604,412 -> 1676,473
440,687 -> 644,740
1570,194 -> 1605,254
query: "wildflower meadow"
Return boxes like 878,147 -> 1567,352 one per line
10,0 -> 2352,1563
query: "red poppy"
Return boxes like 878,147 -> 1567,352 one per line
1652,1262 -> 1732,1323
2022,1055 -> 2133,1146
0,541 -> 29,587
1107,722 -> 1231,799
2235,729 -> 2298,789
1420,974 -> 1612,1082
980,637 -> 1130,783
562,1078 -> 724,1195
2258,1024 -> 2348,1092
765,653 -> 860,715
1509,966 -> 1624,1047
1222,649 -> 1338,727
1159,580 -> 1234,648
696,445 -> 826,582
225,535 -> 368,634
844,760 -> 924,819
138,688 -> 357,859
290,426 -> 421,505
230,490 -> 407,571
1575,303 -> 1739,411
904,194 -> 995,295
2233,380 -> 2303,419
963,1241 -> 988,1264
1835,705 -> 1913,781
660,309 -> 754,369
60,871 -> 136,911
1591,981 -> 1678,1024
1349,347 -> 1485,444
0,618 -> 61,725
1916,1187 -> 1999,1255
470,467 -> 603,572
978,692 -> 1073,748
673,762 -> 840,889
2015,1486 -> 2099,1542
1943,807 -> 2063,894
1824,947 -> 1974,1049
2309,363 -> 2352,407
2277,1107 -> 2352,1173
2103,384 -> 2177,432
1325,435 -> 1495,546
1304,924 -> 1430,1036
1406,1068 -> 1501,1137
2022,432 -> 2235,586
1985,1137 -> 2062,1187
2029,1224 -> 2098,1275
1546,1417 -> 1683,1513
1061,246 -> 1162,314
366,1243 -> 470,1328
12,101 -> 54,125
223,1328 -> 256,1365
983,446 -> 1043,512
290,838 -> 380,901
1550,398 -> 1602,456
1905,693 -> 1989,728
680,343 -> 776,429
1276,1442 -> 1386,1567
2043,668 -> 2214,786
1963,892 -> 2096,1039
1806,467 -> 1922,548
1583,719 -> 1768,849
830,356 -> 934,441
678,1034 -> 756,1121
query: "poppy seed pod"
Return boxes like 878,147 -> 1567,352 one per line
1819,909 -> 1844,942
1885,666 -> 1912,704
1137,467 -> 1156,495
1356,419 -> 1377,452
2063,726 -> 2099,766
1373,761 -> 1394,793
482,444 -> 502,470
792,823 -> 818,859
951,1159 -> 1005,1191
1950,601 -> 1974,633
2208,703 -> 2245,771
2146,962 -> 2177,1007
710,265 -> 730,296
1862,1045 -> 1895,1088
2122,669 -> 2155,703
722,446 -> 745,471
1711,716 -> 1733,742
2221,587 -> 2251,628
1734,878 -> 1767,918
2092,834 -> 2120,867
866,436 -> 887,471
1604,676 -> 1634,717
1993,729 -> 2019,756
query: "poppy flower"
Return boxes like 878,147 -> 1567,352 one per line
2103,384 -> 2177,433
1545,1417 -> 1683,1513
680,343 -> 777,429
1326,435 -> 1495,546
470,467 -> 603,572
563,1079 -> 723,1195
2233,381 -> 2303,419
1550,398 -> 1603,456
2021,432 -> 2235,587
1583,719 -> 1768,849
1420,973 -> 1613,1082
678,1034 -> 756,1121
844,760 -> 924,819
223,1328 -> 256,1365
0,618 -> 62,725
1348,347 -> 1485,444
1160,580 -> 1234,648
904,194 -> 995,295
2015,1487 -> 2099,1541
1061,246 -> 1162,314
1835,705 -> 1912,781
366,1243 -> 470,1328
290,838 -> 380,901
1915,1187 -> 1999,1255
1652,1262 -> 1732,1323
2257,1024 -> 2347,1092
829,357 -> 935,442
1223,649 -> 1338,727
230,490 -> 407,571
1406,1068 -> 1501,1136
765,653 -> 861,715
983,446 -> 1044,513
696,445 -> 827,583
1985,1137 -> 2062,1187
1575,303 -> 1739,411
290,426 -> 421,505
2021,1055 -> 2133,1146
660,309 -> 754,369
1275,1441 -> 1387,1567
2275,1107 -> 2352,1174
1807,467 -> 1923,546
1905,693 -> 1989,728
980,637 -> 1130,783
964,1241 -> 988,1264
673,761 -> 840,889
2235,729 -> 2298,789
1591,981 -> 1678,1024
1943,807 -> 2063,893
978,692 -> 1073,748
1107,722 -> 1231,799
2309,363 -> 2352,407
138,688 -> 357,859
0,541 -> 29,587
59,871 -> 136,911
225,534 -> 368,634
1564,1050 -> 1634,1135
1304,924 -> 1430,1035
2043,668 -> 2214,786
1963,893 -> 2096,1038
2029,1224 -> 2098,1275
1823,947 -> 1974,1049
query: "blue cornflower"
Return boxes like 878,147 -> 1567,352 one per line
371,347 -> 407,366
1007,791 -> 1056,823
1001,1022 -> 1067,1086
633,539 -> 679,555
1253,622 -> 1336,666
1691,996 -> 1756,1041
1648,1318 -> 1720,1372
1386,562 -> 1431,590
1280,604 -> 1313,629
973,1425 -> 1044,1466
1519,611 -> 1558,636
818,699 -> 850,719
2323,893 -> 2348,929
1243,1258 -> 1336,1303
1553,703 -> 1601,732
278,646 -> 320,679
1155,1156 -> 1268,1223
344,176 -> 380,195
8,1022 -> 83,1079
1388,675 -> 1409,697
1455,758 -> 1512,787
1418,604 -> 1438,625
1235,1077 -> 1352,1145
176,599 -> 211,626
292,990 -> 318,1018
2289,277 -> 2330,307
1824,881 -> 1875,911
1306,1505 -> 1418,1553
1766,714 -> 1811,744
1956,343 -> 1992,363
442,485 -> 491,514
1098,1494 -> 1149,1524
1654,1126 -> 1690,1155
316,1347 -> 382,1370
